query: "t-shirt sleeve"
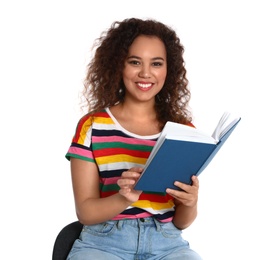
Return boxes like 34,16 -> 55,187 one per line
65,114 -> 95,163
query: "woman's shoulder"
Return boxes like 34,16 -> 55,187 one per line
78,109 -> 108,121
76,109 -> 112,127
186,121 -> 195,128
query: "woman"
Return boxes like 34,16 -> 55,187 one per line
66,17 -> 202,260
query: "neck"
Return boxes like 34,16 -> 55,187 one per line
115,100 -> 156,120
109,101 -> 160,135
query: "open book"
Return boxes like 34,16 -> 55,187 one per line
134,112 -> 241,193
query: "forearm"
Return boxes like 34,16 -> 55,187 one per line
172,203 -> 198,230
76,193 -> 131,225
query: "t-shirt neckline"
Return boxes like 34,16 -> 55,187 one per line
105,107 -> 160,140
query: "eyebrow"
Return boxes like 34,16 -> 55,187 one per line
127,55 -> 165,61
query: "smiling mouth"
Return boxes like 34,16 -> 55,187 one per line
137,83 -> 153,89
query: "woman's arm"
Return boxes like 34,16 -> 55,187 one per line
70,158 -> 142,225
166,176 -> 199,230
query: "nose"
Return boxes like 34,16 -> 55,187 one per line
138,65 -> 151,78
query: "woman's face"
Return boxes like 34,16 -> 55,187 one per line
122,35 -> 167,104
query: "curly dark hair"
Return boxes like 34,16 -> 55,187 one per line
82,17 -> 192,129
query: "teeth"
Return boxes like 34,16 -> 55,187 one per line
138,83 -> 152,88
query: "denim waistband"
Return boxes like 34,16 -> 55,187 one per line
114,217 -> 162,231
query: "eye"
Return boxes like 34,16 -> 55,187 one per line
152,62 -> 163,67
128,60 -> 140,65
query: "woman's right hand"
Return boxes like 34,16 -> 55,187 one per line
117,167 -> 143,203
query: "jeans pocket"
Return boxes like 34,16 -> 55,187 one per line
160,221 -> 182,238
82,221 -> 117,237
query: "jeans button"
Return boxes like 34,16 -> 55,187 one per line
140,218 -> 145,222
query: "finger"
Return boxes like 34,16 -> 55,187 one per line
173,181 -> 190,192
117,178 -> 135,187
170,180 -> 198,195
129,167 -> 144,173
166,188 -> 189,201
191,175 -> 199,188
121,171 -> 141,179
118,187 -> 131,195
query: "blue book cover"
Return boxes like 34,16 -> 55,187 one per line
134,114 -> 241,193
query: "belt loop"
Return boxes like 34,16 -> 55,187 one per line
153,218 -> 161,231
116,220 -> 123,230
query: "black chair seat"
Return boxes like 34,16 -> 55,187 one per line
52,221 -> 83,260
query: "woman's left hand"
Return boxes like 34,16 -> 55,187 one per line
166,175 -> 199,207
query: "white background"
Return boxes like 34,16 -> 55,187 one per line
1,1 -> 276,259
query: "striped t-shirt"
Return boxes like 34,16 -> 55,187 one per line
66,108 -> 177,222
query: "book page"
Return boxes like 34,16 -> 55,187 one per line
166,134 -> 217,144
212,112 -> 241,141
211,112 -> 230,141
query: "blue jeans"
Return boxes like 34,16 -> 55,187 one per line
66,217 -> 202,260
